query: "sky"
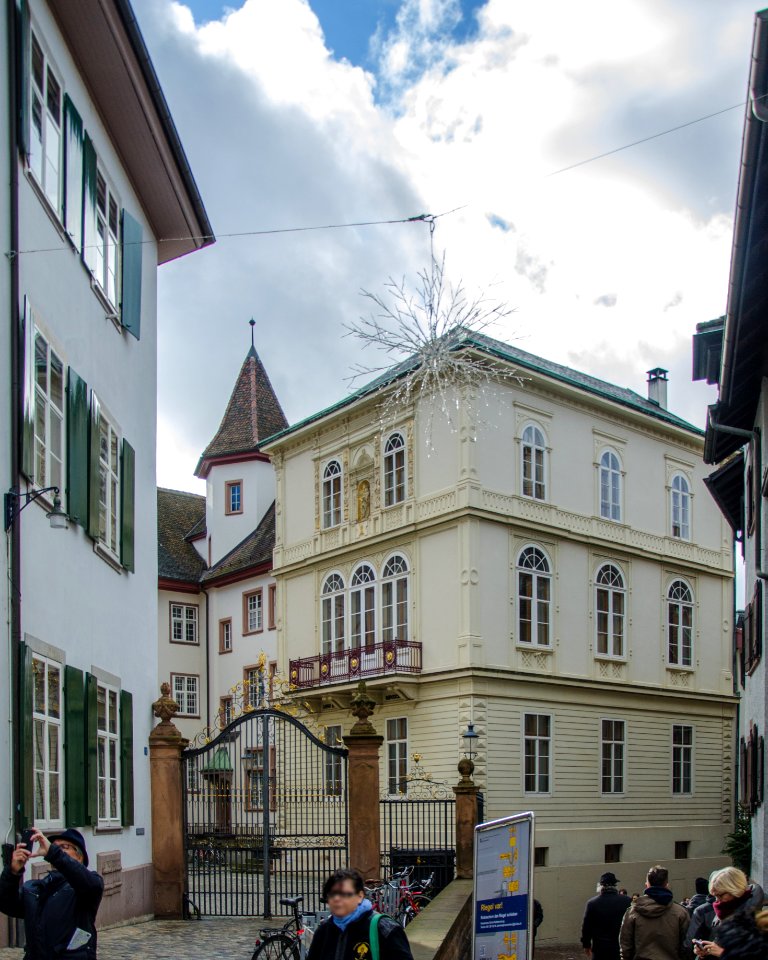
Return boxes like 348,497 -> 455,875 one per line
132,0 -> 762,494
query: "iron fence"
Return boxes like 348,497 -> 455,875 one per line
379,797 -> 456,896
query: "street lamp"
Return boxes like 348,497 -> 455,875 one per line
4,486 -> 68,531
458,720 -> 480,785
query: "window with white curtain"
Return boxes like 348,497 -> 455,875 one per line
517,546 -> 551,647
521,425 -> 547,500
350,564 -> 376,650
599,450 -> 622,521
321,574 -> 346,654
671,474 -> 691,539
667,580 -> 694,667
595,564 -> 626,658
384,433 -> 406,506
322,460 -> 342,528
382,555 -> 409,643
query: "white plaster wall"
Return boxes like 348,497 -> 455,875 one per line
206,458 -> 275,565
14,0 -> 160,871
157,589 -> 207,743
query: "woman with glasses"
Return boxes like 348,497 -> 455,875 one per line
307,868 -> 414,960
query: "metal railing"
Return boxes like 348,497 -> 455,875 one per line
289,640 -> 422,689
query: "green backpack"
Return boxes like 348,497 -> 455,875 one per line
370,912 -> 382,960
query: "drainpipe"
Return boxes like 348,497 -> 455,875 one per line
202,586 -> 210,730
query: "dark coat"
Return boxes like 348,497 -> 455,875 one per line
307,909 -> 413,960
581,889 -> 633,960
684,884 -> 765,952
0,844 -> 104,959
684,894 -> 711,917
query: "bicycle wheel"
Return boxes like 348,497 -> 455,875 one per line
402,895 -> 433,926
252,933 -> 300,960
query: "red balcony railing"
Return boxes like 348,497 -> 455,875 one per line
289,640 -> 422,690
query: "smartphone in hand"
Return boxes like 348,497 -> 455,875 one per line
20,830 -> 35,854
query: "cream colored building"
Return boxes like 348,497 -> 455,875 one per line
264,334 -> 737,944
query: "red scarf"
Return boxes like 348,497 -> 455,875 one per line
713,889 -> 751,920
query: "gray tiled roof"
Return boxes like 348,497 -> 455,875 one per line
263,331 -> 702,444
157,488 -> 206,584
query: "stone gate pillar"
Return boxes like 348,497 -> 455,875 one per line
343,682 -> 384,881
149,683 -> 189,919
454,758 -> 480,879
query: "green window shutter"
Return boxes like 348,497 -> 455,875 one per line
62,95 -> 84,251
86,391 -> 101,540
19,642 -> 34,828
82,133 -> 97,273
119,690 -> 134,827
64,666 -> 86,827
84,673 -> 98,825
120,210 -> 143,339
20,296 -> 35,481
120,439 -> 135,572
17,0 -> 30,158
66,369 -> 88,526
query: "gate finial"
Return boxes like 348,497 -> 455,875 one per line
152,682 -> 180,728
349,681 -> 377,735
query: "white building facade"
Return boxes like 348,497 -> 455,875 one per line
1,0 -> 211,938
265,336 -> 737,943
158,347 -> 286,742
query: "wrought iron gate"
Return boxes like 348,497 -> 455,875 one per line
183,708 -> 348,917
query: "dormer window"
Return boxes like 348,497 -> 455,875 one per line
225,480 -> 243,515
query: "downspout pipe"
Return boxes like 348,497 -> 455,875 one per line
202,586 -> 210,731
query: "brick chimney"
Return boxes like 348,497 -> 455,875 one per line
647,368 -> 668,408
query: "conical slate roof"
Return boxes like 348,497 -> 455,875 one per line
196,347 -> 288,476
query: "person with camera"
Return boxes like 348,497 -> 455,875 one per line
0,828 -> 104,959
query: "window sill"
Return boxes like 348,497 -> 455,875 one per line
169,639 -> 200,647
90,279 -> 122,330
24,168 -> 70,246
516,645 -> 553,654
225,509 -> 244,517
93,540 -> 124,574
177,715 -> 200,720
666,664 -> 695,673
243,629 -> 264,637
594,654 -> 627,663
94,826 -> 124,835
219,648 -> 233,655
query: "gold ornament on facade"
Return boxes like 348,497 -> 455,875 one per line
356,479 -> 371,521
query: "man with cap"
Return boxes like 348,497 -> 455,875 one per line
0,828 -> 104,959
581,871 -> 633,960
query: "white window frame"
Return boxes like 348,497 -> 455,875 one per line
170,603 -> 198,644
520,423 -> 548,501
383,432 -> 407,507
322,460 -> 343,528
220,619 -> 232,653
171,674 -> 199,718
386,717 -> 408,796
28,27 -> 63,214
523,713 -> 552,795
594,563 -> 626,660
382,554 -> 409,644
244,667 -> 265,709
324,724 -> 343,798
97,409 -> 121,559
672,724 -> 694,795
244,590 -> 263,635
32,322 -> 65,494
94,164 -> 121,309
670,473 -> 691,540
32,654 -> 64,829
516,545 -> 552,649
667,579 -> 694,668
350,563 -> 376,651
600,718 -> 625,795
599,449 -> 622,522
96,681 -> 121,827
321,573 -> 346,655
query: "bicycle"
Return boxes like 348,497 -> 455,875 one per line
251,896 -> 325,960
367,866 -> 433,927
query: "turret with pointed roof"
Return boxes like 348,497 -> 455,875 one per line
195,346 -> 288,478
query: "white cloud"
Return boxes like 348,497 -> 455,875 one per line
134,0 -> 757,490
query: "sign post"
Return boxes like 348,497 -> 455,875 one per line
472,812 -> 535,960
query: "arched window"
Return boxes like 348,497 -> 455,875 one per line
350,564 -> 376,651
321,574 -> 345,655
595,564 -> 625,658
384,433 -> 406,507
599,450 -> 622,521
382,555 -> 409,643
521,425 -> 547,500
667,580 -> 693,667
517,547 -> 551,647
671,474 -> 690,540
322,460 -> 342,528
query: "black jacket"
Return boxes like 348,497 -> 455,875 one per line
0,844 -> 104,959
685,894 -> 711,917
307,910 -> 413,960
582,889 -> 633,960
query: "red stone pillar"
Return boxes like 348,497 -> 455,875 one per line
149,684 -> 189,919
343,682 -> 384,881
454,759 -> 480,879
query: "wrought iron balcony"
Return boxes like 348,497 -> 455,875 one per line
289,640 -> 422,689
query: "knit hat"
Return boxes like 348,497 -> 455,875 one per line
695,877 -> 709,896
48,828 -> 89,867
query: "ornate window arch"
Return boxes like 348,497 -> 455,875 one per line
599,449 -> 622,521
517,546 -> 552,647
521,424 -> 547,501
595,563 -> 626,658
667,579 -> 694,667
670,474 -> 691,540
321,573 -> 345,654
350,563 -> 376,651
382,554 -> 410,643
383,432 -> 407,507
322,460 -> 343,529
